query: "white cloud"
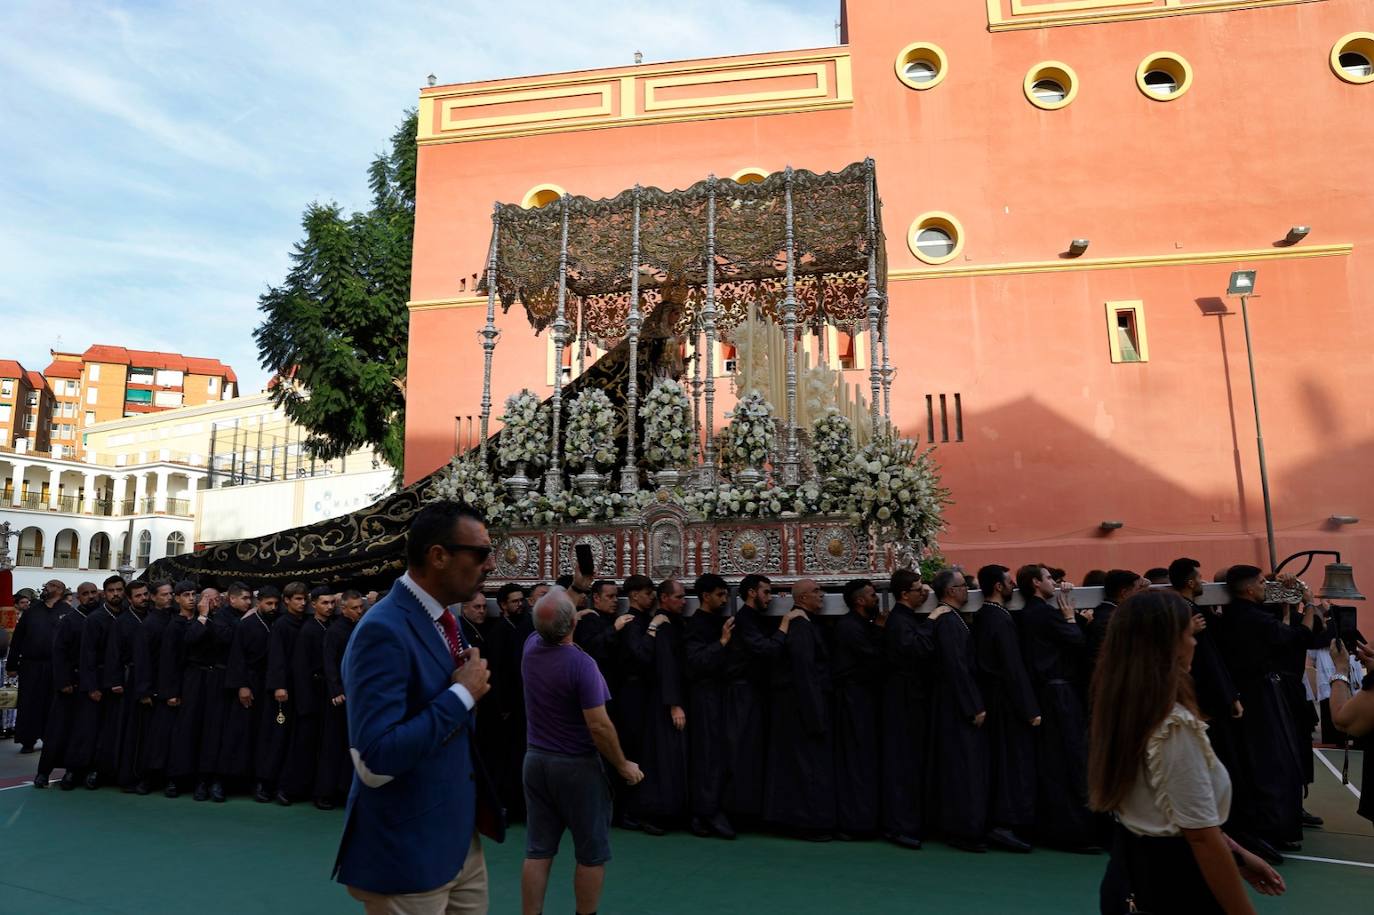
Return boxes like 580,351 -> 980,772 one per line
0,0 -> 835,390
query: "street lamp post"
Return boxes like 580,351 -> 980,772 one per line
1227,270 -> 1277,571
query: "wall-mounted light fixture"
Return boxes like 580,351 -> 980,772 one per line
1329,515 -> 1360,525
1285,226 -> 1311,244
1067,238 -> 1091,257
1099,520 -> 1124,531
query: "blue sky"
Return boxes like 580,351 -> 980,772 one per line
0,0 -> 836,392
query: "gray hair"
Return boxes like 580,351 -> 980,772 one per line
533,586 -> 577,643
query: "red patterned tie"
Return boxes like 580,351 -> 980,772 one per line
439,609 -> 466,667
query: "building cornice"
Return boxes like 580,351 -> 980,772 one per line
985,0 -> 1325,32
417,47 -> 852,146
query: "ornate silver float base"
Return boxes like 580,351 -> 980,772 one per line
503,462 -> 532,499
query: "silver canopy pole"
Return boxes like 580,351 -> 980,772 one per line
880,293 -> 893,423
620,187 -> 642,495
478,205 -> 501,463
864,158 -> 882,436
780,166 -> 800,485
700,175 -> 719,488
545,196 -> 570,495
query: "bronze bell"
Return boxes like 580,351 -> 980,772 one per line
1319,562 -> 1365,601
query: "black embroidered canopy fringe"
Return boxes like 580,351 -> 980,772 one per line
480,160 -> 886,340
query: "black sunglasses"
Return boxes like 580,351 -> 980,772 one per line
440,543 -> 493,562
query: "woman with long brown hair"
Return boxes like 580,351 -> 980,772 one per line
1088,590 -> 1285,913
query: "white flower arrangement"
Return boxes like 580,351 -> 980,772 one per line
836,434 -> 948,550
565,389 -> 618,468
496,389 -> 550,469
427,453 -> 506,524
722,390 -> 775,472
811,409 -> 854,480
641,378 -> 693,470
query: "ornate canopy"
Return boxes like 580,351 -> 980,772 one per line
480,160 -> 887,338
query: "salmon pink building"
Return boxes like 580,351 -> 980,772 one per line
405,0 -> 1374,586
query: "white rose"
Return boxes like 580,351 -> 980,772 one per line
877,506 -> 892,521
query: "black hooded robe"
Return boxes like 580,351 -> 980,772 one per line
927,610 -> 989,843
832,609 -> 885,835
763,615 -> 836,832
971,602 -> 1040,832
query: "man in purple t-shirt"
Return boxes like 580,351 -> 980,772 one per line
521,586 -> 644,915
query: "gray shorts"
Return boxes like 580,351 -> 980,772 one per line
523,747 -> 613,866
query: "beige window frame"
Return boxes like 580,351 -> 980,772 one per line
1106,300 -> 1150,363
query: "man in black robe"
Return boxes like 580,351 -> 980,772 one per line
281,585 -> 335,806
634,577 -> 690,834
926,570 -> 988,852
132,581 -> 176,794
573,579 -> 621,688
35,581 -> 98,789
726,573 -> 782,823
258,581 -> 309,804
1219,565 -> 1320,850
1017,563 -> 1097,851
614,575 -> 656,830
317,589 -> 363,807
971,565 -> 1039,853
221,585 -> 278,800
69,574 -> 126,788
832,579 -> 885,839
491,581 -> 532,821
105,580 -> 150,791
683,573 -> 740,839
1083,569 -> 1145,699
199,583 -> 250,802
764,578 -> 835,841
10,578 -> 67,754
459,591 -> 503,794
1168,558 -> 1242,770
161,582 -> 203,797
882,567 -> 935,849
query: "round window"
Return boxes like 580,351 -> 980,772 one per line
894,43 -> 948,91
1136,53 -> 1193,101
907,212 -> 964,266
1142,70 -> 1177,95
1024,62 -> 1078,110
1332,33 -> 1374,85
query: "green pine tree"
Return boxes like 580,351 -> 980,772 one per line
254,110 -> 417,473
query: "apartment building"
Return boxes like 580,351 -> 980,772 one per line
0,360 -> 53,453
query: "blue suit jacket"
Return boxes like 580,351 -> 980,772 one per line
333,583 -> 477,895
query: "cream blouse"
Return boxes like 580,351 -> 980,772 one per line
1117,704 -> 1231,838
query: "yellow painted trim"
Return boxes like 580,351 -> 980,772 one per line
729,167 -> 770,184
522,184 -> 566,209
439,83 -> 614,132
416,49 -> 853,146
408,296 -> 486,312
908,212 -> 966,266
894,42 -> 949,91
890,242 -> 1354,281
1105,300 -> 1149,363
1136,52 -> 1194,101
987,0 -> 1324,32
642,62 -> 828,113
1024,61 -> 1079,110
1014,0 -> 1141,13
1331,32 -> 1374,85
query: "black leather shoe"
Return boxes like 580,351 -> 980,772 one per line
948,837 -> 987,853
274,790 -> 292,807
193,782 -> 209,802
211,781 -> 226,803
885,833 -> 922,850
32,773 -> 48,789
134,780 -> 151,796
59,772 -> 76,791
164,781 -> 179,799
254,783 -> 272,804
1233,833 -> 1284,866
986,828 -> 1032,853
84,771 -> 99,790
1273,839 -> 1302,852
639,820 -> 665,836
1301,809 -> 1324,828
689,817 -> 712,837
799,829 -> 834,843
708,812 -> 737,840
314,797 -> 335,811
19,745 -> 36,755
620,816 -> 642,832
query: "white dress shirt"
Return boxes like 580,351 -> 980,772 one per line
395,572 -> 476,711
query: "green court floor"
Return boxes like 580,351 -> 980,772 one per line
0,750 -> 1367,913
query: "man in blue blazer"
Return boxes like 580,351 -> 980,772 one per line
335,501 -> 497,913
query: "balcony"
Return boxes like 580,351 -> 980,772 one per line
167,498 -> 191,517
56,494 -> 80,512
92,499 -> 114,517
16,549 -> 42,567
53,551 -> 79,569
16,493 -> 43,511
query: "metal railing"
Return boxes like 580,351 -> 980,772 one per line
120,499 -> 136,515
166,498 -> 191,516
53,552 -> 79,569
16,549 -> 42,567
92,499 -> 114,517
16,493 -> 43,510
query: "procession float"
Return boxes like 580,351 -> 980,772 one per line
148,161 -> 948,590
